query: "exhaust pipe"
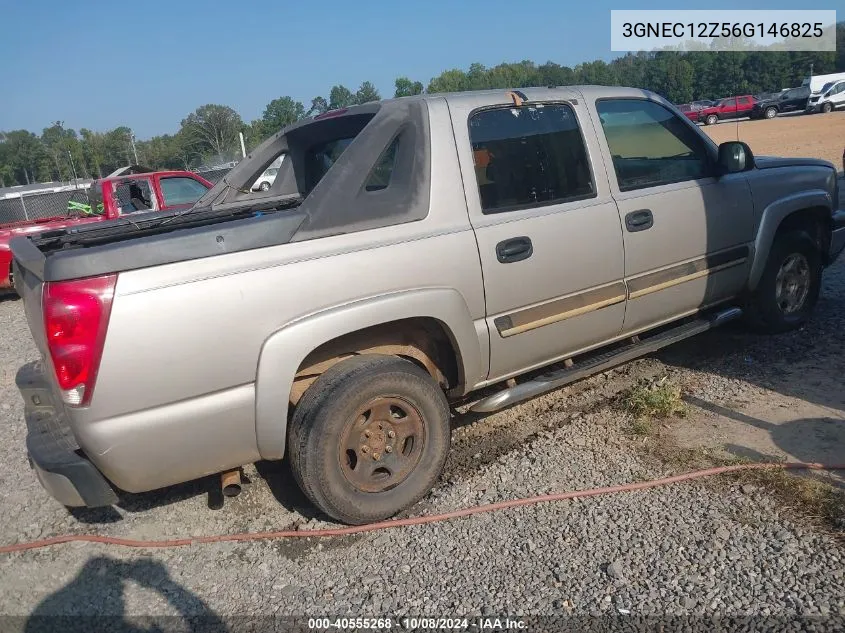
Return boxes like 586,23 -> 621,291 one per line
221,469 -> 242,498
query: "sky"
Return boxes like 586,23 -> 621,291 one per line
0,0 -> 839,139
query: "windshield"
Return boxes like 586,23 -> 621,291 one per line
819,82 -> 835,94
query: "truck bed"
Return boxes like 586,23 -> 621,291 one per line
12,200 -> 306,283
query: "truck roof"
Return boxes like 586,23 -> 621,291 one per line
285,86 -> 662,133
96,169 -> 203,185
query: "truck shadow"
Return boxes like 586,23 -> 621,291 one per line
68,476 -> 223,525
24,556 -> 227,632
253,460 -> 323,520
682,394 -> 845,488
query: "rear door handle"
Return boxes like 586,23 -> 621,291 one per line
495,236 -> 533,263
625,209 -> 653,232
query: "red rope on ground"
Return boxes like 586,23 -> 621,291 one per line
1,462 -> 842,554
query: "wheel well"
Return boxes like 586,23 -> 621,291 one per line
289,318 -> 460,406
776,207 -> 831,256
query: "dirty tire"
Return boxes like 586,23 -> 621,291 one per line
744,231 -> 821,334
705,114 -> 718,125
288,354 -> 451,524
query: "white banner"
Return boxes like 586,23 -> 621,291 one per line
610,10 -> 837,52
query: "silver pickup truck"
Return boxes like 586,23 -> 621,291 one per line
11,86 -> 845,525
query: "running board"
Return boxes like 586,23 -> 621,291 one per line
470,307 -> 742,414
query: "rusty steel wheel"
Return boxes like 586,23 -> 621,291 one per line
288,355 -> 451,525
339,397 -> 426,493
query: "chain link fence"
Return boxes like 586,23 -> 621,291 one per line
0,186 -> 96,226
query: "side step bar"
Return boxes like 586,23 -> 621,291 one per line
470,307 -> 742,414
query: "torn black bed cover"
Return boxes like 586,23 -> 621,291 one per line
11,205 -> 308,283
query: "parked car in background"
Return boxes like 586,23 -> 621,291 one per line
677,104 -> 702,122
802,72 -> 845,95
697,96 -> 757,125
251,166 -> 280,191
10,86 -> 844,524
0,169 -> 211,292
806,80 -> 845,114
751,87 -> 810,119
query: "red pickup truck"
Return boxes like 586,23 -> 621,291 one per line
697,96 -> 757,125
0,169 -> 212,292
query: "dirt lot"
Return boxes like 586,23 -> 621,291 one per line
702,111 -> 845,169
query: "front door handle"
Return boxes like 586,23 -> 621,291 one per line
625,209 -> 654,232
496,236 -> 533,263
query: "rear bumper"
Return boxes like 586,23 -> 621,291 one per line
17,361 -> 117,507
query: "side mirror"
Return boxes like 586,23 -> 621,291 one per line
717,141 -> 754,174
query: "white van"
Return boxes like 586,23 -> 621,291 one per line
801,72 -> 845,95
805,79 -> 845,113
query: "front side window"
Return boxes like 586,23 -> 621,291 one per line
469,103 -> 593,213
722,99 -> 736,108
596,99 -> 713,191
159,177 -> 209,206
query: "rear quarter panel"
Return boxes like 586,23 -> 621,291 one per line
67,98 -> 488,487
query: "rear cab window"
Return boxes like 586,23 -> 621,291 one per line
468,103 -> 594,214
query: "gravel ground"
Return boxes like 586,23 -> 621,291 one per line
1,241 -> 844,629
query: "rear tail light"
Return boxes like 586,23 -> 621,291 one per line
43,274 -> 116,406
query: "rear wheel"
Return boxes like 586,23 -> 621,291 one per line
765,107 -> 777,119
705,114 -> 718,125
744,231 -> 821,334
288,355 -> 451,524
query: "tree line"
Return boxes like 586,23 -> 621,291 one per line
1,23 -> 842,188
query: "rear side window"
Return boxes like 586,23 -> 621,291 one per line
113,178 -> 157,214
364,137 -> 399,192
469,103 -> 593,214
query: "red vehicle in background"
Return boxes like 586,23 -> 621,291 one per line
0,168 -> 212,292
697,96 -> 757,125
677,103 -> 703,122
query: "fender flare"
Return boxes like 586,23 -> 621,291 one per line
748,189 -> 833,290
254,288 -> 485,460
